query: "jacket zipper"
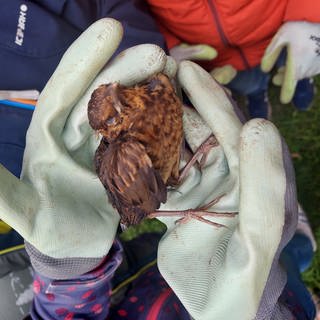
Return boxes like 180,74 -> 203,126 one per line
146,288 -> 172,320
207,0 -> 251,69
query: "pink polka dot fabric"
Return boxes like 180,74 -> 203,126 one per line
30,242 -> 122,320
29,241 -> 188,320
28,236 -> 311,319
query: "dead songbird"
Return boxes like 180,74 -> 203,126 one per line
88,73 -> 183,226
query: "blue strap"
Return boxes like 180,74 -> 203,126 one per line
0,100 -> 35,111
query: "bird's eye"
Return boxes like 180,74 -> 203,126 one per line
106,117 -> 117,125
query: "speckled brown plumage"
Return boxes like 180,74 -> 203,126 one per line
88,73 -> 183,226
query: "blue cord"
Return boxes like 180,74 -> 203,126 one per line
0,99 -> 35,111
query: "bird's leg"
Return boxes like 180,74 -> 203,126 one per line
197,194 -> 225,210
177,135 -> 219,184
148,194 -> 238,228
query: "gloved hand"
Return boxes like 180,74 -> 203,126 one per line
169,43 -> 237,84
261,21 -> 320,104
152,61 -> 298,319
0,18 -> 173,277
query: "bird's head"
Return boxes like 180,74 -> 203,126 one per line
88,82 -> 124,142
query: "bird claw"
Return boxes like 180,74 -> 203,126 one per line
148,194 -> 238,228
178,135 -> 219,184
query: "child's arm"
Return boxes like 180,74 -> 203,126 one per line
0,18 -> 172,320
29,241 -> 122,320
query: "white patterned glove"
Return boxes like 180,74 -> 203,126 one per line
153,61 -> 298,319
261,21 -> 320,103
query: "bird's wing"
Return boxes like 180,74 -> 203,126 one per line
95,137 -> 167,225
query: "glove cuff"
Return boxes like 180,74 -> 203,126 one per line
25,240 -> 121,280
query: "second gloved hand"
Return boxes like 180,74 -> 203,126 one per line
152,61 -> 298,319
169,43 -> 237,85
261,21 -> 320,104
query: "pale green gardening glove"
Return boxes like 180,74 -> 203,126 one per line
0,18 -> 173,278
261,21 -> 320,104
169,43 -> 237,85
152,61 -> 298,319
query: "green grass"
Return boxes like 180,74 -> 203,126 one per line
270,77 -> 320,293
120,218 -> 166,242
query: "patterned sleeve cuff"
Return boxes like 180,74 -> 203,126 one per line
25,240 -> 122,280
30,240 -> 123,320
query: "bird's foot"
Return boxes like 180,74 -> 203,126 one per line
148,194 -> 237,228
177,135 -> 219,184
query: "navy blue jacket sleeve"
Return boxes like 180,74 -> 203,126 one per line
0,0 -> 166,92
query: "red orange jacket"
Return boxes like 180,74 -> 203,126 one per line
146,0 -> 320,71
